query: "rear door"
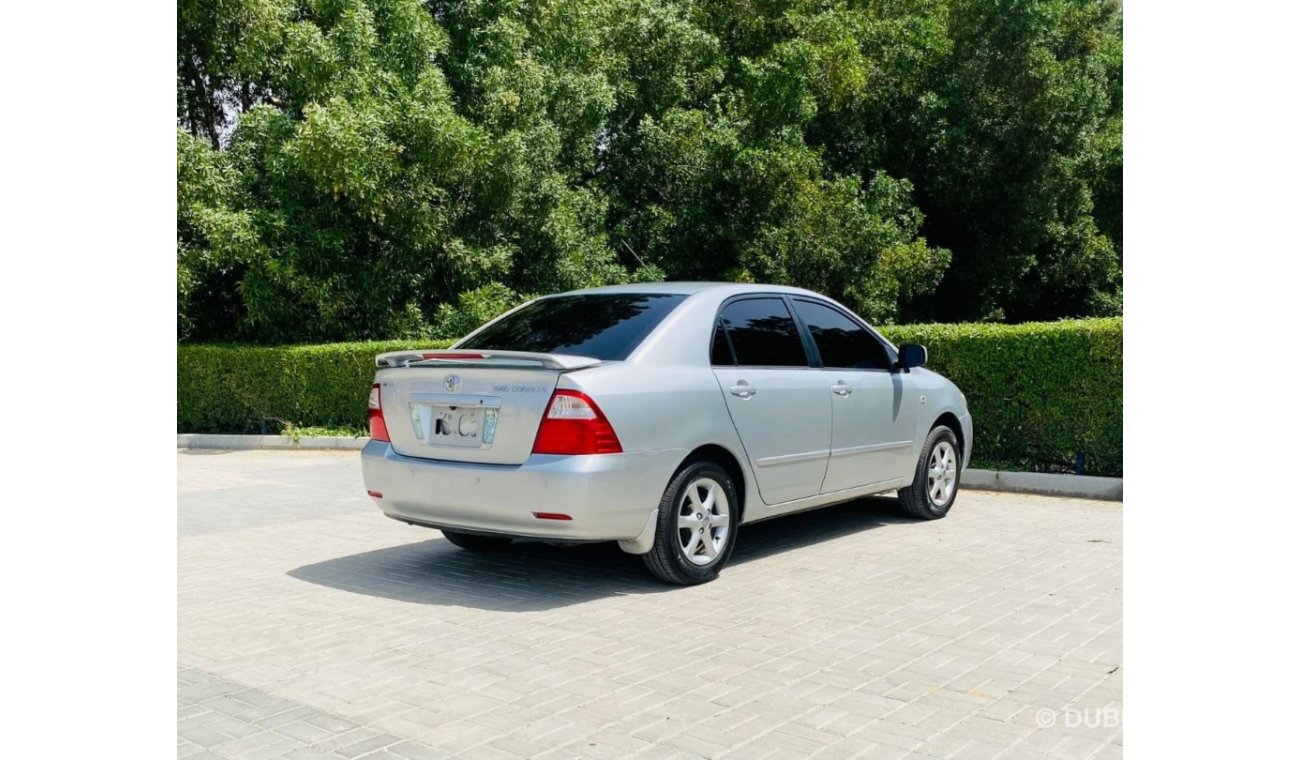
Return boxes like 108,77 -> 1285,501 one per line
711,297 -> 831,505
790,298 -> 917,493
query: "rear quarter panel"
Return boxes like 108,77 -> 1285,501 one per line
559,362 -> 754,515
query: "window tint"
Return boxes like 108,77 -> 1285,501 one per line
719,298 -> 809,367
460,293 -> 686,361
792,299 -> 892,370
711,322 -> 735,365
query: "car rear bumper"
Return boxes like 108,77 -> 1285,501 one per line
360,440 -> 681,542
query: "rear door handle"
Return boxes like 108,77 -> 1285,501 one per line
730,381 -> 757,398
832,381 -> 853,396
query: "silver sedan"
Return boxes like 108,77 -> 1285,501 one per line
361,283 -> 972,585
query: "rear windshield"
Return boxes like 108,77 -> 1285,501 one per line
458,293 -> 687,360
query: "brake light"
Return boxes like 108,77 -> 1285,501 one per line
532,390 -> 622,455
368,383 -> 390,442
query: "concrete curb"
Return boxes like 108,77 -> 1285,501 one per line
962,469 -> 1121,501
177,434 -> 1122,501
177,434 -> 368,451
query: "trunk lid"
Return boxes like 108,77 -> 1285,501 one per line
375,350 -> 600,464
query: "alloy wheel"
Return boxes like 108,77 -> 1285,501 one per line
927,441 -> 958,508
676,477 -> 731,566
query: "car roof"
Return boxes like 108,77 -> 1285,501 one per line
561,282 -> 823,298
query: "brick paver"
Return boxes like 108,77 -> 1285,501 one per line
178,450 -> 1122,759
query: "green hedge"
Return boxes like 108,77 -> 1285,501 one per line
178,318 -> 1121,476
177,340 -> 452,434
879,318 -> 1122,476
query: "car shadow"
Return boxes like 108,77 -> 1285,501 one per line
288,496 -> 914,611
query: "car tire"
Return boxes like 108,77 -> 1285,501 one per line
898,425 -> 961,520
643,461 -> 740,585
441,529 -> 512,552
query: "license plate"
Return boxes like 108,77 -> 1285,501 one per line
409,401 -> 499,448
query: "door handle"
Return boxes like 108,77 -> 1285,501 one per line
832,381 -> 853,396
730,382 -> 757,398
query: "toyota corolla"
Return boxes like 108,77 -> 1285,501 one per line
362,283 -> 972,585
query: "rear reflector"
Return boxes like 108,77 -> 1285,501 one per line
368,383 -> 390,442
367,490 -> 383,499
532,390 -> 622,455
533,512 -> 573,521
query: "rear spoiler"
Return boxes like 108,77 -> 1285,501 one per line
375,349 -> 602,371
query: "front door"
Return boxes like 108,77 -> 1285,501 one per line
711,297 -> 831,505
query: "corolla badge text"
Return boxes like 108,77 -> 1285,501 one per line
491,384 -> 549,393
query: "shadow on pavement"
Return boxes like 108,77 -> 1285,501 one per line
288,496 -> 913,611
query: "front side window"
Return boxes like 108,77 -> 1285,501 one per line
718,298 -> 809,367
459,293 -> 686,361
791,299 -> 892,370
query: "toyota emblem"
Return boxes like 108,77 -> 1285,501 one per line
444,374 -> 462,392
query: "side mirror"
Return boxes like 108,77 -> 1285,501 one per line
896,343 -> 927,372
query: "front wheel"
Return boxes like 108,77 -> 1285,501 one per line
643,462 -> 739,585
898,426 -> 961,520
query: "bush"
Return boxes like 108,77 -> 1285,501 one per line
879,318 -> 1122,476
177,340 -> 451,434
178,318 -> 1121,476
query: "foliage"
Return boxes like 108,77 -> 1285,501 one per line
178,0 -> 1122,342
176,317 -> 1121,476
177,340 -> 453,433
881,317 -> 1122,475
430,282 -> 526,339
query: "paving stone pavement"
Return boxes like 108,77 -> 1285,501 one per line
178,450 -> 1122,760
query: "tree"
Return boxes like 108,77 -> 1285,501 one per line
178,0 -> 1122,343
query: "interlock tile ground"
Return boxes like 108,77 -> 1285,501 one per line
179,450 -> 1122,759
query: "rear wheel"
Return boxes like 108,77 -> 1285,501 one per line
643,462 -> 739,585
441,529 -> 512,552
898,426 -> 961,520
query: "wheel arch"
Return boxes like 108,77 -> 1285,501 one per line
676,444 -> 749,523
932,411 -> 965,460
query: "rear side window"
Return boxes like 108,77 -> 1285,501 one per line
792,299 -> 893,370
711,322 -> 736,365
718,298 -> 810,367
460,293 -> 686,361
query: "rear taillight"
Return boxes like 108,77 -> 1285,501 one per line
368,383 -> 390,442
532,390 -> 622,455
